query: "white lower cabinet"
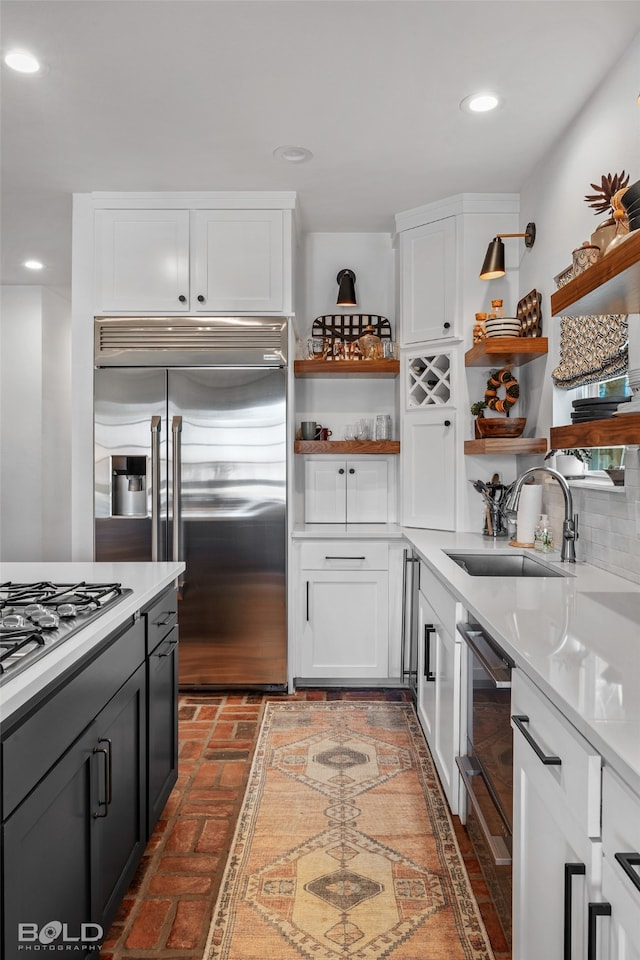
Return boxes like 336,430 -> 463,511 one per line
416,563 -> 461,813
296,542 -> 389,680
304,460 -> 388,524
601,767 -> 640,960
512,670 -> 603,960
401,410 -> 455,529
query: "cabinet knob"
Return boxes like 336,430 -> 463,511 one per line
197,295 -> 205,303
178,295 -> 187,303
444,420 -> 451,427
443,321 -> 451,330
349,468 -> 355,474
338,468 -> 345,475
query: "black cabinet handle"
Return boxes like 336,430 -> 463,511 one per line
197,294 -> 205,303
325,556 -> 366,561
178,295 -> 187,303
349,468 -> 355,474
444,420 -> 451,427
512,715 -> 562,765
154,612 -> 175,627
614,852 -> 640,893
587,902 -> 611,960
306,580 -> 309,621
338,468 -> 345,475
424,624 -> 436,681
93,738 -> 112,818
443,322 -> 451,330
157,640 -> 178,658
564,863 -> 586,960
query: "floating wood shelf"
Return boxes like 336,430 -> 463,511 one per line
550,231 -> 640,317
294,440 -> 400,455
294,359 -> 399,378
465,337 -> 548,368
550,415 -> 640,449
464,438 -> 548,456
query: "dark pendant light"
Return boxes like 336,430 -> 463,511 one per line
479,223 -> 536,280
336,269 -> 357,306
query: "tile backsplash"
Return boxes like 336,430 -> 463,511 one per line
541,446 -> 640,583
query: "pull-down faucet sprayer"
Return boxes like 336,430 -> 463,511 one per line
504,466 -> 579,563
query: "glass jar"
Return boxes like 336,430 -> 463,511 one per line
357,326 -> 383,360
491,299 -> 505,319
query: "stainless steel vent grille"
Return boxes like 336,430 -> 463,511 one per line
95,317 -> 288,367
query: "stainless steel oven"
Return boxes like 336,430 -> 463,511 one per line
456,620 -> 514,947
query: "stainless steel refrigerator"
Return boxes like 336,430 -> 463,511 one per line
94,316 -> 288,689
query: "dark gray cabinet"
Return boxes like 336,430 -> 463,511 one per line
147,623 -> 179,832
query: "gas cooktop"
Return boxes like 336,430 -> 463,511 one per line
0,581 -> 132,684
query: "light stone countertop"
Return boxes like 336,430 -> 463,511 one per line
0,561 -> 185,724
402,529 -> 640,797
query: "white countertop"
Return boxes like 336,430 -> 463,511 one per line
0,561 -> 185,723
402,529 -> 640,796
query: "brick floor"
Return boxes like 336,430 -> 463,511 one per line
99,690 -> 511,959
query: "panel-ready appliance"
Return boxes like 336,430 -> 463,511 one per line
400,548 -> 420,699
94,316 -> 288,690
456,620 -> 514,949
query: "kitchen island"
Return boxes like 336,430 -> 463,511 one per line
0,561 -> 184,960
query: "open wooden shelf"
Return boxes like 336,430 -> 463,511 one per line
464,437 -> 547,456
550,231 -> 640,317
550,414 -> 640,449
294,359 -> 399,378
294,440 -> 400,455
465,337 -> 548,367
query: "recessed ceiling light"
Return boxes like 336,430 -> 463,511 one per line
23,259 -> 44,271
4,49 -> 41,74
460,93 -> 501,114
273,145 -> 313,164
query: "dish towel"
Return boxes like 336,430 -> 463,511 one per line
516,483 -> 542,544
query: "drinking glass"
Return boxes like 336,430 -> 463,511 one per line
343,423 -> 356,441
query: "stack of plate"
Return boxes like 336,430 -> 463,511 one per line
484,317 -> 522,338
614,369 -> 640,415
571,396 -> 630,422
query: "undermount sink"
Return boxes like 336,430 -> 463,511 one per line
445,552 -> 568,578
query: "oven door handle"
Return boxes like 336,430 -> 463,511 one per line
456,755 -> 511,866
458,623 -> 512,688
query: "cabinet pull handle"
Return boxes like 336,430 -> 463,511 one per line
349,468 -> 355,474
443,322 -> 451,330
324,556 -> 366,561
564,862 -> 586,960
178,294 -> 187,303
306,580 -> 309,621
99,737 -> 113,806
443,420 -> 451,427
155,612 -> 175,626
338,468 -> 345,475
424,624 -> 436,681
587,902 -> 611,960
401,550 -> 419,683
93,738 -> 112,818
197,294 -> 205,303
157,640 -> 178,658
512,715 -> 562,765
614,852 -> 640,893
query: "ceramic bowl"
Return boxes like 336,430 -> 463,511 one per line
475,417 -> 526,438
605,468 -> 625,486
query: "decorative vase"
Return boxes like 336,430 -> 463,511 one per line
590,220 -> 617,252
555,454 -> 585,478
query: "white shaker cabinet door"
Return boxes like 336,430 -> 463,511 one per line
191,209 -> 284,313
95,209 -> 190,313
346,460 -> 388,523
399,217 -> 456,343
304,461 -> 347,523
401,411 -> 455,529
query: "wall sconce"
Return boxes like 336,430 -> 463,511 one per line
336,269 -> 357,306
479,222 -> 537,280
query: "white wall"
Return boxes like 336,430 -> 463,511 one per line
0,286 -> 71,560
516,32 -> 640,577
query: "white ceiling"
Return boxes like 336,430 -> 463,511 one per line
2,0 -> 639,289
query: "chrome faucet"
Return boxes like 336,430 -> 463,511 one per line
505,466 -> 579,562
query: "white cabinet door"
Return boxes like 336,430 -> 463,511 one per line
304,461 -> 346,523
191,209 -> 284,313
304,460 -> 388,524
346,460 -> 388,523
399,217 -> 456,343
416,589 -> 461,813
402,411 -> 455,529
95,209 -> 190,313
601,768 -> 640,960
299,570 -> 389,678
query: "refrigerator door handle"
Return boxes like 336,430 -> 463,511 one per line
171,415 -> 183,566
150,416 -> 162,561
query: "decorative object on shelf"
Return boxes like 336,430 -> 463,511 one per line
484,317 -> 522,338
572,242 -> 602,274
310,315 -> 392,362
585,170 -> 630,251
336,268 -> 357,306
489,298 -> 504,319
605,188 -> 632,251
484,367 -> 519,413
479,222 -> 536,280
570,395 -> 630,422
516,289 -> 543,337
605,467 -> 625,485
473,312 -> 487,343
357,324 -> 383,360
306,337 -> 326,359
620,178 -> 640,232
475,416 -> 526,439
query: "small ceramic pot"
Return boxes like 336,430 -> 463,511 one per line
572,243 -> 601,275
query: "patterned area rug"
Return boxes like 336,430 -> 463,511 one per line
204,701 -> 494,959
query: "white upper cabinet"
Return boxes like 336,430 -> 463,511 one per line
91,195 -> 293,315
304,459 -> 389,524
399,217 -> 457,343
